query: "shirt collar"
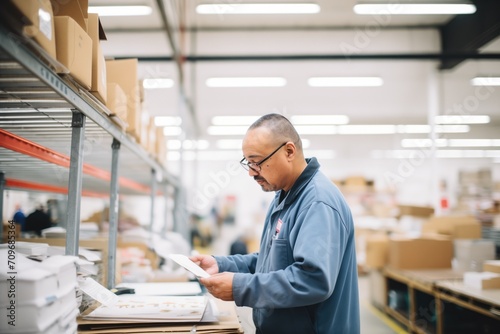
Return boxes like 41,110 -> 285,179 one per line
275,157 -> 320,207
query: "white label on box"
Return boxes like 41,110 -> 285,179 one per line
79,277 -> 118,306
38,8 -> 52,40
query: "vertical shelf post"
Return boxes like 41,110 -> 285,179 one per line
149,169 -> 157,237
161,183 -> 169,238
65,111 -> 86,256
107,139 -> 120,289
0,172 -> 5,241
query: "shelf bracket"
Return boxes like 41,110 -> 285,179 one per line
65,110 -> 86,256
107,138 -> 121,289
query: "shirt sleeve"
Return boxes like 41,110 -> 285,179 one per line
215,253 -> 259,274
231,201 -> 349,309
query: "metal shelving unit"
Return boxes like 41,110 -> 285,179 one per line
0,19 -> 182,288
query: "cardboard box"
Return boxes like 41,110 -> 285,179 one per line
50,0 -> 88,30
365,234 -> 389,269
422,215 -> 481,239
106,82 -> 127,123
106,59 -> 141,140
54,16 -> 92,89
398,205 -> 435,218
147,118 -> 157,155
140,110 -> 150,148
389,236 -> 453,270
464,272 -> 500,289
155,126 -> 167,165
86,13 -> 107,103
483,260 -> 500,274
12,0 -> 57,59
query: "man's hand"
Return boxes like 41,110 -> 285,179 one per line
200,272 -> 235,301
189,254 -> 219,275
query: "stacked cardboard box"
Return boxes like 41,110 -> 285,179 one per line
422,215 -> 482,239
11,0 -> 57,59
106,59 -> 142,141
388,236 -> 453,270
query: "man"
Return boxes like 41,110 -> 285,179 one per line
12,204 -> 26,232
25,204 -> 52,236
192,114 -> 360,333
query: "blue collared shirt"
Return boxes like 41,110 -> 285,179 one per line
215,157 -> 360,334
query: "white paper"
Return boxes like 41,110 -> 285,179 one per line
116,282 -> 202,296
83,295 -> 207,321
168,254 -> 210,278
78,277 -> 118,306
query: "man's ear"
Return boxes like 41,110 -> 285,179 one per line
285,142 -> 296,160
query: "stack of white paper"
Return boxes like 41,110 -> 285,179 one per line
0,241 -> 49,256
83,295 -> 208,322
0,249 -> 79,334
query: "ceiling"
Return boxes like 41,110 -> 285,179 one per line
90,0 -> 500,166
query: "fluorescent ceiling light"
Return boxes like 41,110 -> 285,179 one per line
88,6 -> 153,16
401,139 -> 500,148
212,116 -> 259,126
303,150 -> 336,159
167,140 -> 209,150
208,126 -> 249,135
354,3 -> 476,15
163,126 -> 182,136
168,150 -> 243,162
308,77 -> 383,87
295,126 -> 337,135
401,139 -> 447,148
154,116 -> 182,126
371,149 -> 500,159
216,139 -> 244,150
471,77 -> 500,86
196,3 -> 320,15
448,139 -> 500,147
437,150 -> 500,158
435,125 -> 470,133
291,115 -> 349,125
143,78 -> 174,89
206,77 -> 286,88
435,115 -> 490,124
338,125 -> 396,134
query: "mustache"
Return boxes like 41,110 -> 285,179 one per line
254,176 -> 265,182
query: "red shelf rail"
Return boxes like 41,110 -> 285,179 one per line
0,129 -> 151,194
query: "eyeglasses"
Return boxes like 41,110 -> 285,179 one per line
240,142 -> 287,172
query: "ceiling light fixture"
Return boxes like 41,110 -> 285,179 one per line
401,139 -> 500,148
163,126 -> 182,136
206,77 -> 287,88
471,77 -> 500,86
353,2 -> 476,15
88,6 -> 153,17
196,3 -> 320,15
207,126 -> 249,135
154,116 -> 182,127
308,77 -> 383,87
291,115 -> 350,125
435,115 -> 490,124
212,116 -> 259,126
295,126 -> 337,135
143,78 -> 174,89
338,125 -> 396,134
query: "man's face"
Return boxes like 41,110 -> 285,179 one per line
241,129 -> 286,192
